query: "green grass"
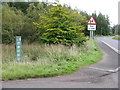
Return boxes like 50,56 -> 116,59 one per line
95,35 -> 113,37
2,40 -> 103,81
112,35 -> 120,40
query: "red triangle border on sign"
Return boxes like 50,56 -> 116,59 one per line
87,16 -> 97,25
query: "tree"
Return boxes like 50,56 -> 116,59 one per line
79,10 -> 111,36
2,2 -> 111,44
93,13 -> 110,36
7,2 -> 30,14
2,3 -> 25,44
23,2 -> 48,43
112,24 -> 120,35
79,11 -> 90,36
33,4 -> 87,46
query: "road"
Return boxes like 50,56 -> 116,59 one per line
96,37 -> 120,54
97,37 -> 119,50
2,37 -> 119,88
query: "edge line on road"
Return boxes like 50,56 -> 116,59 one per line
101,40 -> 120,54
99,40 -> 120,72
89,67 -> 111,71
89,67 -> 120,73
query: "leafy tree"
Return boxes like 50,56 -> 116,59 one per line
23,2 -> 48,43
2,2 -> 111,44
33,4 -> 87,46
7,2 -> 30,14
80,11 -> 91,36
112,24 -> 120,35
94,13 -> 110,36
2,3 -> 25,44
80,11 -> 111,36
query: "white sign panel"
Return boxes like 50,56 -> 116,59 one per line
88,25 -> 96,30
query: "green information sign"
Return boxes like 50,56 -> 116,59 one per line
16,36 -> 21,62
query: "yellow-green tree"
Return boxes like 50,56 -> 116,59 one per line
33,4 -> 87,46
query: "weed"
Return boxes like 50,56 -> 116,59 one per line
2,40 -> 102,81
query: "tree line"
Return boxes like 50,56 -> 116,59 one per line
2,1 -> 114,45
111,24 -> 120,35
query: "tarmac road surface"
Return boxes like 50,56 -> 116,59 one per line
2,37 -> 119,88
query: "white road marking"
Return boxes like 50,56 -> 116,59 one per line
89,67 -> 120,73
105,67 -> 120,73
101,40 -> 120,54
92,40 -> 120,73
89,67 -> 111,71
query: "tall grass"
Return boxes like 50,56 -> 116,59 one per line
2,40 -> 102,81
2,42 -> 89,64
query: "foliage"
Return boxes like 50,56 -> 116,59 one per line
7,2 -> 30,14
2,2 -> 47,44
33,4 -> 87,46
2,3 -> 25,44
95,13 -> 110,36
80,11 -> 111,36
112,35 -> 120,40
112,24 -> 120,35
2,2 -> 112,44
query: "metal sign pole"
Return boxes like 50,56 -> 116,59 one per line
92,30 -> 93,39
88,16 -> 96,49
90,31 -> 92,40
90,30 -> 93,49
92,31 -> 94,48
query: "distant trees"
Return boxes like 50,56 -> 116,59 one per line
2,2 -> 87,45
80,11 -> 111,36
7,2 -> 30,13
2,2 -> 112,45
95,13 -> 110,36
112,24 -> 120,35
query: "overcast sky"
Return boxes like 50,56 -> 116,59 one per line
41,0 -> 119,27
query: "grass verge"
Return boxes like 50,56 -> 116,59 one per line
2,40 -> 103,81
94,35 -> 113,38
112,35 -> 120,40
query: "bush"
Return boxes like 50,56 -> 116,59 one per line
33,4 -> 87,46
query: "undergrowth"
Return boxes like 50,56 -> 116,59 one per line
2,40 -> 102,81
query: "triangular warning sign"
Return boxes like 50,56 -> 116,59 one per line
88,16 -> 96,25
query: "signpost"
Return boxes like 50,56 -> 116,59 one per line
87,16 -> 96,48
16,36 -> 22,62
